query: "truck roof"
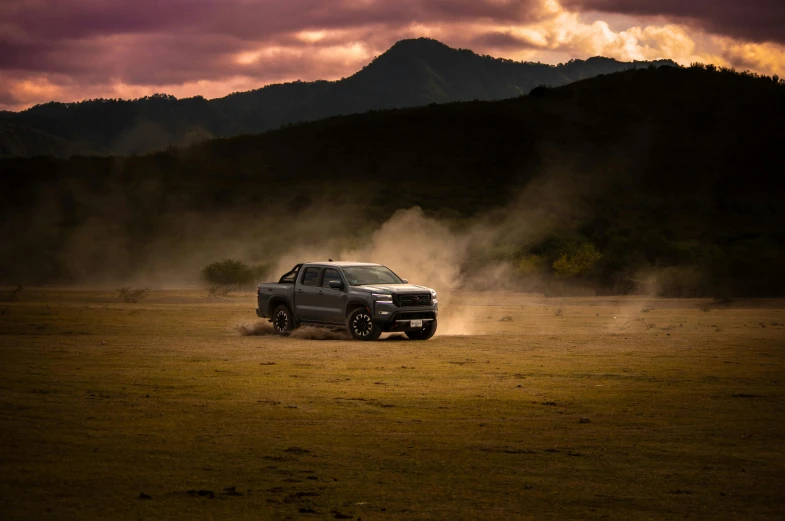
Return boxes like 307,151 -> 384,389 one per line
305,261 -> 382,268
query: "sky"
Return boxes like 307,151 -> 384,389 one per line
1,0 -> 784,111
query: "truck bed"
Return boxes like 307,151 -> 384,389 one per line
256,282 -> 294,319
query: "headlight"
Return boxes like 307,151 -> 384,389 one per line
429,289 -> 437,297
372,293 -> 393,302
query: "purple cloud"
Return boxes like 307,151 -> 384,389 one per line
0,0 -> 783,110
2,0 -> 539,41
562,0 -> 785,44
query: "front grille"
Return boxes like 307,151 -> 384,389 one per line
396,293 -> 431,307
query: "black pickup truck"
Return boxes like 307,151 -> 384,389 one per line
256,262 -> 438,340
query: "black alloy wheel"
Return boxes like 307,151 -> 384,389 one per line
272,304 -> 294,334
348,307 -> 382,341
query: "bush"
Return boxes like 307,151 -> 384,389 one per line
202,259 -> 254,286
553,243 -> 602,279
201,259 -> 270,289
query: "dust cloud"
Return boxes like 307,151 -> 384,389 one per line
264,170 -> 588,335
4,162 -> 592,336
235,320 -> 276,336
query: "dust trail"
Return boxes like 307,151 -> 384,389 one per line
236,321 -> 352,340
235,320 -> 276,336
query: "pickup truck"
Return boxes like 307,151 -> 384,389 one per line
256,262 -> 438,340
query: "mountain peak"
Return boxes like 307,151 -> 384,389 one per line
2,38 -> 679,157
378,37 -> 464,63
388,37 -> 453,52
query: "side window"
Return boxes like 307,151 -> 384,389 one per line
322,268 -> 342,288
301,267 -> 321,287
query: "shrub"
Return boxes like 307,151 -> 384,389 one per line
553,243 -> 602,279
201,259 -> 255,287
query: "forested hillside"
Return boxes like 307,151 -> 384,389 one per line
0,38 -> 673,157
2,65 -> 783,296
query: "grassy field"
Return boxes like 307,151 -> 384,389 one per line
1,288 -> 784,520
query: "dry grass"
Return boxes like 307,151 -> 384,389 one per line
0,288 -> 784,520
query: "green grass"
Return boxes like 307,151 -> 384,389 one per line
1,289 -> 784,519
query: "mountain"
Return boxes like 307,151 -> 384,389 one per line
2,64 -> 783,296
0,38 -> 675,157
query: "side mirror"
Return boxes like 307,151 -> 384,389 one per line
328,280 -> 343,290
401,279 -> 409,284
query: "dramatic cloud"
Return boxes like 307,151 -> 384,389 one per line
561,0 -> 785,44
0,0 -> 783,111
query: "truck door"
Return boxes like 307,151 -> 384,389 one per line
319,267 -> 348,324
295,267 -> 323,322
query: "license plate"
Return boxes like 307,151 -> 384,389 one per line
410,319 -> 423,328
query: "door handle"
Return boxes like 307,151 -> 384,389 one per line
297,289 -> 303,293
318,291 -> 324,295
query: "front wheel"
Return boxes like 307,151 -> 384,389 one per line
405,319 -> 437,340
348,307 -> 382,341
272,304 -> 295,334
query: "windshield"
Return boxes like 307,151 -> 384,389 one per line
343,266 -> 403,286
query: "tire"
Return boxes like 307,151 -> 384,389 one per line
348,307 -> 382,341
405,319 -> 437,341
272,304 -> 295,334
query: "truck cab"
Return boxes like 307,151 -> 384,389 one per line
256,262 -> 438,340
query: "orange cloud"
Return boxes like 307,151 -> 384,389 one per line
715,38 -> 785,77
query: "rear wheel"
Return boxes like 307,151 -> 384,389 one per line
348,307 -> 382,341
272,304 -> 294,334
405,319 -> 437,340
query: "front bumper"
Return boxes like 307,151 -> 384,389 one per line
372,304 -> 438,331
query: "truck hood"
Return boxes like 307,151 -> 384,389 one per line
358,284 -> 434,294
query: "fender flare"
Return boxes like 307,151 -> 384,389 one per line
345,299 -> 371,320
268,297 -> 293,319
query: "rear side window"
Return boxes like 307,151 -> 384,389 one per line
301,267 -> 321,286
322,268 -> 342,288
